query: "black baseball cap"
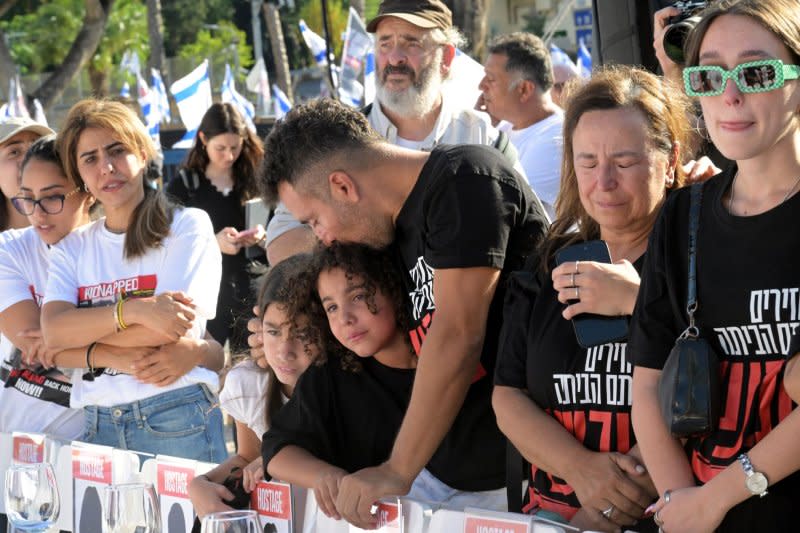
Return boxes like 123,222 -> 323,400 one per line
366,0 -> 452,33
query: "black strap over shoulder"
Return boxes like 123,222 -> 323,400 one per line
684,183 -> 703,337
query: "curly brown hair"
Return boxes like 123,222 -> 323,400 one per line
310,242 -> 412,373
254,253 -> 326,427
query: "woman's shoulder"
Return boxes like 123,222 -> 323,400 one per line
52,219 -> 105,251
169,205 -> 214,235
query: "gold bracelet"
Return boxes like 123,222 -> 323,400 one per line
116,297 -> 129,330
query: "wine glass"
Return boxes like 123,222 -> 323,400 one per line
3,462 -> 60,532
200,510 -> 261,533
102,482 -> 161,533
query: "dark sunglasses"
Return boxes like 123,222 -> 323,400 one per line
11,187 -> 82,216
683,59 -> 800,97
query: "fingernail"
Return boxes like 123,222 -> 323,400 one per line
635,464 -> 646,473
644,504 -> 656,515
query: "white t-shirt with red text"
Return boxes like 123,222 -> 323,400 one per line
0,227 -> 83,439
44,207 -> 222,408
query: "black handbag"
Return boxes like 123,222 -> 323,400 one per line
657,183 -> 722,438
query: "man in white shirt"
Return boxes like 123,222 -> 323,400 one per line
479,32 -> 564,220
265,0 -> 521,264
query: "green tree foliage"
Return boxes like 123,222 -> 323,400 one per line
178,19 -> 252,83
161,0 -> 233,57
1,0 -> 147,95
0,0 -> 83,73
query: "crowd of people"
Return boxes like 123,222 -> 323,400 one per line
1,0 -> 800,531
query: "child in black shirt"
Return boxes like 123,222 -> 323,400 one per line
262,243 -> 418,520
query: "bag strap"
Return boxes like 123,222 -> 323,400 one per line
682,183 -> 703,339
505,440 -> 526,513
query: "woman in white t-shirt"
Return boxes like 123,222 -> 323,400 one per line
41,99 -> 227,462
0,135 -> 93,440
189,253 -> 323,517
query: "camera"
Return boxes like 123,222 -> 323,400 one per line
663,1 -> 709,65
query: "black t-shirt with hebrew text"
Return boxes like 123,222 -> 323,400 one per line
629,168 -> 800,532
392,144 -> 548,491
494,251 -> 644,522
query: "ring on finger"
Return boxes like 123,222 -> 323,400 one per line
664,489 -> 672,503
574,260 -> 580,274
654,510 -> 663,527
575,286 -> 580,300
601,505 -> 614,518
570,272 -> 576,286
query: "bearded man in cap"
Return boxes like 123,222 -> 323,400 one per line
263,0 -> 530,264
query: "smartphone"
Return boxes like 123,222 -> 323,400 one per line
554,240 -> 629,348
244,198 -> 271,259
236,227 -> 260,239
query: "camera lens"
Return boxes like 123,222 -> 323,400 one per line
663,15 -> 702,65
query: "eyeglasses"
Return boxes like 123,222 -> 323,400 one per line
683,59 -> 800,97
11,187 -> 81,215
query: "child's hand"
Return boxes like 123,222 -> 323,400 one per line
242,457 -> 264,493
247,305 -> 266,364
188,475 -> 235,518
314,465 -> 348,520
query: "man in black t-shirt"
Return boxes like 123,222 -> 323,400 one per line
260,98 -> 548,528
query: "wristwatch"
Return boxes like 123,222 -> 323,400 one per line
738,453 -> 768,497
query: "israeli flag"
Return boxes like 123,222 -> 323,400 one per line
120,81 -> 131,99
299,19 -> 329,67
550,43 -> 578,71
272,84 -> 292,119
151,69 -> 171,123
170,60 -> 212,148
7,76 -> 30,119
221,64 -> 256,132
33,99 -> 48,127
137,73 -> 160,144
120,50 -> 141,77
0,104 -> 9,118
363,51 -> 376,106
577,39 -> 592,78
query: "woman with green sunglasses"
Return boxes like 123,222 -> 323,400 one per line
630,0 -> 800,532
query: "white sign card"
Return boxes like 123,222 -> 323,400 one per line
71,442 -> 113,533
156,458 -> 197,533
350,500 -> 402,533
251,480 -> 293,533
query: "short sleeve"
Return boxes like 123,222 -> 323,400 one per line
265,202 -> 306,246
261,364 -> 335,468
160,208 -> 222,321
0,239 -> 35,313
219,362 -> 269,438
45,238 -> 80,306
494,261 -> 541,388
628,190 -> 689,369
425,161 -> 526,271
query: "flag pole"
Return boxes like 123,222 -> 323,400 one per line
320,0 -> 338,99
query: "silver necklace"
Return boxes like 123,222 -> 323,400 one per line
728,171 -> 800,213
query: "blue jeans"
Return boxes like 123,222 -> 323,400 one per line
82,384 -> 227,463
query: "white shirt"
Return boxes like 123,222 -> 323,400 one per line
219,360 -> 288,440
45,208 -> 222,408
508,112 -> 564,220
0,227 -> 84,439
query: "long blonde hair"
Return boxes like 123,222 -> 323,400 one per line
542,65 -> 693,268
57,99 -> 174,259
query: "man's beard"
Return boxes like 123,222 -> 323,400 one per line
375,50 -> 443,119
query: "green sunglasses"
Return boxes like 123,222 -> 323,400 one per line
683,59 -> 800,97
